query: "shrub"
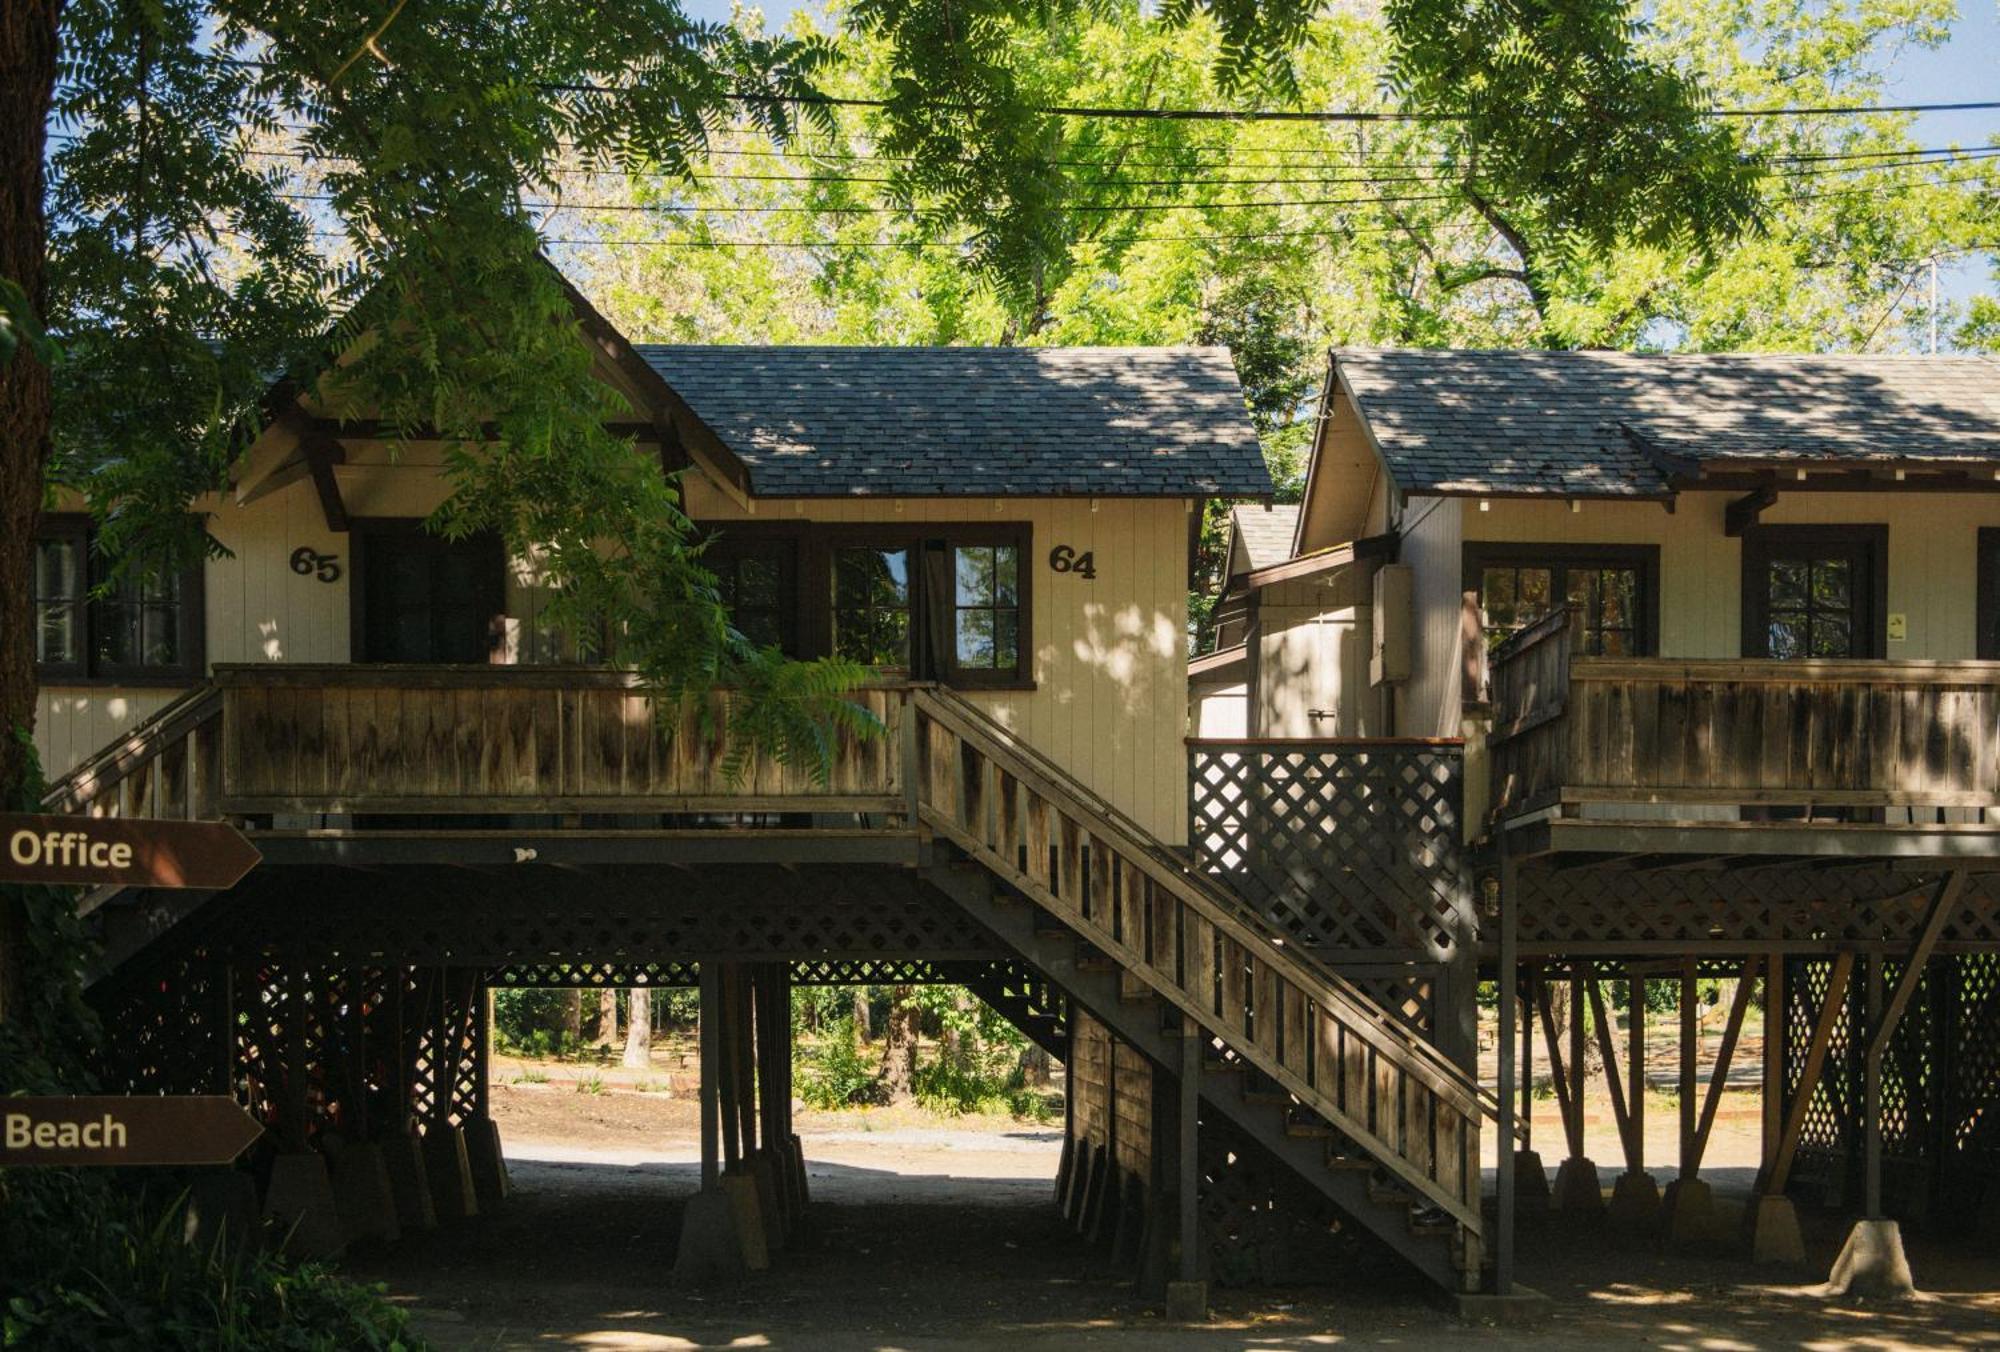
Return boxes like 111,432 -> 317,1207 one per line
796,1015 -> 880,1109
0,1173 -> 422,1350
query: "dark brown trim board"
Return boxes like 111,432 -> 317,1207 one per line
1739,523 -> 1889,659
1461,541 -> 1662,657
1980,527 -> 2000,661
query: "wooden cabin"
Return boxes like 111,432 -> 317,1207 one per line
1194,347 -> 2000,1289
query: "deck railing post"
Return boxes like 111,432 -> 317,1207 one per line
1495,856 -> 1517,1295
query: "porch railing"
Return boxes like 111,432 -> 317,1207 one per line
1488,611 -> 2000,820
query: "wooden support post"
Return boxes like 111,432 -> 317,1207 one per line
1863,952 -> 1884,1219
1521,964 -> 1535,1154
1568,967 -> 1587,1160
699,961 -> 722,1188
1178,1015 -> 1200,1284
1678,959 -> 1697,1179
1627,974 -> 1646,1178
735,965 -> 757,1160
1760,953 -> 1785,1187
1495,860 -> 1518,1295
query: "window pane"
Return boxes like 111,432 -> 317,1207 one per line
1811,557 -> 1852,607
1565,569 -> 1600,618
1768,615 -> 1807,660
956,546 -> 995,607
739,613 -> 782,650
1600,570 -> 1635,628
738,556 -> 779,608
956,607 -> 996,667
35,538 -> 79,600
38,603 -> 76,664
1770,559 -> 1809,608
141,604 -> 180,665
994,547 -> 1018,607
1483,567 -> 1516,627
1810,613 -> 1851,658
995,609 -> 1019,669
832,548 -> 910,668
1517,568 -> 1552,619
93,605 -> 135,667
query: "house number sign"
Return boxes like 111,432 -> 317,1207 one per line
1048,544 -> 1097,579
290,546 -> 342,583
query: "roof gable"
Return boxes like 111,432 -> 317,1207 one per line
1335,348 -> 2000,498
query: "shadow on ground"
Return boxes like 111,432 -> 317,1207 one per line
344,1153 -> 2000,1351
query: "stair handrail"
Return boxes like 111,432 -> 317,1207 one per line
40,683 -> 224,817
911,686 -> 1484,1115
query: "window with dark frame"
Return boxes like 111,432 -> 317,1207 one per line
951,542 -> 1020,673
1741,525 -> 1886,661
1465,545 -> 1653,656
704,523 -> 1031,687
832,545 -> 913,670
1979,529 -> 1999,661
31,519 -> 203,682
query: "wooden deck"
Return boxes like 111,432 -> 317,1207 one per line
1487,610 -> 2000,853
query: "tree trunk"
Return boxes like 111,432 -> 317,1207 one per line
1020,1044 -> 1051,1088
622,988 -> 651,1070
851,987 -> 871,1041
594,988 -> 617,1048
0,0 -> 62,1028
562,988 -> 582,1048
879,986 -> 917,1102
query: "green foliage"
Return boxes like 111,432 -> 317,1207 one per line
0,1176 -> 419,1351
796,1013 -> 882,1109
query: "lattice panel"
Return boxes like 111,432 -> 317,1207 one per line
1190,744 -> 1470,961
1343,967 -> 1437,1038
1514,865 -> 2000,953
1781,952 -> 2000,1214
182,863 -> 1004,967
489,961 -> 701,988
92,953 -> 233,1098
1197,1113 -> 1360,1287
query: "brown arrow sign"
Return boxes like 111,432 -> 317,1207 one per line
0,1096 -> 265,1167
0,813 -> 259,890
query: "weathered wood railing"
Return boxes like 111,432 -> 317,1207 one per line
41,686 -> 223,820
1489,613 -> 2000,819
910,686 -> 1485,1240
211,664 -> 908,816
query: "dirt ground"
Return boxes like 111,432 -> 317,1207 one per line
341,1065 -> 2000,1351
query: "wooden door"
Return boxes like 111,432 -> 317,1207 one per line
355,525 -> 506,663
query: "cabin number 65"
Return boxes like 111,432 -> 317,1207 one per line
1047,544 -> 1097,579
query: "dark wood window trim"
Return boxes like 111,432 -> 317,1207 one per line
1740,523 -> 1889,659
1461,541 -> 1661,656
348,517 -> 508,664
1980,529 -> 2000,661
32,513 -> 206,686
699,520 -> 1036,690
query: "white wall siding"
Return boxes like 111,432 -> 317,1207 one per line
1395,497 -> 1465,738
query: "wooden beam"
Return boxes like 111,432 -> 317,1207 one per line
1685,958 -> 1758,1177
1865,868 -> 1967,1064
1535,981 -> 1578,1158
1587,975 -> 1635,1166
1627,973 -> 1646,1177
1767,951 -> 1855,1195
1724,480 -> 1779,537
297,419 -> 350,532
1678,959 -> 1697,1177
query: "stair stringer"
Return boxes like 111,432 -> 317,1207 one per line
921,860 -> 1471,1296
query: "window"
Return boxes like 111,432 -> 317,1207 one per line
32,517 -> 203,682
1741,525 -> 1886,660
1464,544 -> 1657,656
354,522 -> 506,663
702,523 -> 1032,687
832,545 -> 912,669
952,543 -> 1020,673
712,542 -> 797,654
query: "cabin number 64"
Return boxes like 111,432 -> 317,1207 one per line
1047,544 -> 1097,579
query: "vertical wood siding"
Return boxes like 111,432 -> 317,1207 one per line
1397,497 -> 1466,738
686,482 -> 1193,843
1253,570 -> 1374,737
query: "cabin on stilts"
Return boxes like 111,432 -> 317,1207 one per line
36,277 -> 1495,1307
1195,348 -> 2000,1295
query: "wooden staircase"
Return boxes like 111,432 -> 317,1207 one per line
908,686 -> 1487,1295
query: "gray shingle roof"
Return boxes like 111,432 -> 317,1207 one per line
1335,349 -> 2000,497
1231,503 -> 1300,570
638,345 -> 1272,498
